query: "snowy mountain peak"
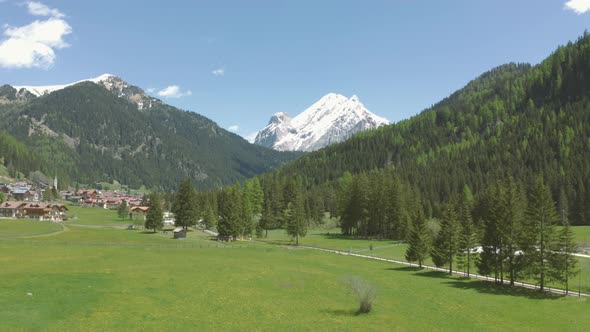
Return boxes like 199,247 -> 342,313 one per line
12,73 -> 119,97
254,93 -> 389,152
10,74 -> 156,111
270,112 -> 292,124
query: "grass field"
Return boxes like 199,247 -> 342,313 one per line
0,219 -> 63,237
1,208 -> 589,331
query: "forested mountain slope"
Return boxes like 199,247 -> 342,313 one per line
264,32 -> 590,225
0,80 -> 299,190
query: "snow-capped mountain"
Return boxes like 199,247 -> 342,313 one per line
254,93 -> 389,152
10,74 -> 156,110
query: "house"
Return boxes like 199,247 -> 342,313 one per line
77,189 -> 98,200
163,211 -> 175,226
173,227 -> 186,239
60,191 -> 74,200
130,206 -> 149,220
11,188 -> 33,201
0,201 -> 26,218
22,203 -> 68,221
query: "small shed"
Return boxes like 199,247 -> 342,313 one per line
173,227 -> 187,239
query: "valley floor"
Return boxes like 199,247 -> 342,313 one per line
1,209 -> 589,331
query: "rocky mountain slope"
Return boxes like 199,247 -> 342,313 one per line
0,75 -> 299,190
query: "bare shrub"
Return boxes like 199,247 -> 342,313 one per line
342,276 -> 376,314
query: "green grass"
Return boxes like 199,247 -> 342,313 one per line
66,205 -> 127,226
0,219 -> 63,237
0,209 -> 589,330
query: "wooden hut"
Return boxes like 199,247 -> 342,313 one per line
173,227 -> 187,239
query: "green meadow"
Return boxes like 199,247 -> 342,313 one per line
0,207 -> 589,331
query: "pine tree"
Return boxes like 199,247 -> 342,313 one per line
145,193 -> 164,233
458,185 -> 477,277
478,185 -> 502,283
217,185 -> 242,240
431,204 -> 460,274
259,195 -> 274,238
285,190 -> 307,245
171,178 -> 199,230
117,200 -> 129,220
405,194 -> 430,268
549,217 -> 578,294
525,177 -> 559,291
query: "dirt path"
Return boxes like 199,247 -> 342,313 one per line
297,245 -> 590,297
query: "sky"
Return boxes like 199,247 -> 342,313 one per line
1,1 -> 589,142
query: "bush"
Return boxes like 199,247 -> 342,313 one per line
342,276 -> 376,314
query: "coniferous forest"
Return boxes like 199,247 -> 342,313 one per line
232,32 -> 590,229
187,33 -> 590,293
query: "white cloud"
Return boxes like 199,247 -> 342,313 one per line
27,1 -> 65,18
565,0 -> 590,14
146,87 -> 156,93
157,85 -> 192,98
0,2 -> 71,69
244,132 -> 258,143
227,125 -> 240,132
212,68 -> 225,76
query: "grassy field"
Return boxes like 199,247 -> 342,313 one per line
0,219 -> 63,237
1,208 -> 589,331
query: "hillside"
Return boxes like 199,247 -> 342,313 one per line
0,79 -> 299,190
260,32 -> 590,225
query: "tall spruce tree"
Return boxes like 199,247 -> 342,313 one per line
457,185 -> 477,277
405,193 -> 430,268
145,193 -> 164,233
117,200 -> 129,221
431,204 -> 460,274
285,189 -> 307,245
478,185 -> 503,283
171,178 -> 199,230
525,177 -> 559,291
549,216 -> 578,294
217,185 -> 242,240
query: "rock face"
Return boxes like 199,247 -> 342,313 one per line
254,93 -> 389,152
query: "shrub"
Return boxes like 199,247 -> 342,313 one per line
342,276 -> 376,314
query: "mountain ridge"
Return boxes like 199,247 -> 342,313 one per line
0,76 -> 300,190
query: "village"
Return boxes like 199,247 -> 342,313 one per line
0,179 -> 175,224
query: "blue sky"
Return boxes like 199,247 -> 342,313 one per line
1,1 -> 589,141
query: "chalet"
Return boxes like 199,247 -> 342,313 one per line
11,188 -> 33,201
0,202 -> 26,218
77,189 -> 98,200
130,206 -> 149,220
60,191 -> 74,200
22,203 -> 68,221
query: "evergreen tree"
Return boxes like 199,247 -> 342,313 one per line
494,178 -> 526,286
171,178 -> 199,230
431,204 -> 460,274
457,185 -> 477,277
259,195 -> 274,238
405,194 -> 430,268
145,193 -> 164,233
117,200 -> 129,220
525,177 -> 559,291
549,216 -> 578,294
217,185 -> 242,240
478,185 -> 503,283
285,190 -> 307,245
